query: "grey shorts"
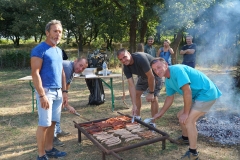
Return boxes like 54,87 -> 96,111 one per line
192,100 -> 216,112
136,76 -> 163,97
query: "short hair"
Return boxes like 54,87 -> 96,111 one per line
164,39 -> 171,44
136,43 -> 144,52
150,57 -> 166,67
186,35 -> 193,39
45,19 -> 62,32
117,48 -> 128,56
148,36 -> 154,40
77,57 -> 88,64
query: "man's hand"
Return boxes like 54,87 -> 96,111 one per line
40,96 -> 49,110
66,105 -> 76,113
179,113 -> 189,124
62,92 -> 68,108
146,93 -> 154,102
153,112 -> 161,120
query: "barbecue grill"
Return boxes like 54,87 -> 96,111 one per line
74,112 -> 176,160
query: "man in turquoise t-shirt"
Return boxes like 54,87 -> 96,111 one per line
150,58 -> 222,160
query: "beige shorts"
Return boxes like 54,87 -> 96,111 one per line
192,100 -> 216,112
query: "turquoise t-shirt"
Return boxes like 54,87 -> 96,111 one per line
165,64 -> 222,101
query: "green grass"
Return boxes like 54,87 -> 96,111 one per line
0,67 -> 239,160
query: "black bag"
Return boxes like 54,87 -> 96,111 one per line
85,79 -> 105,105
62,49 -> 68,60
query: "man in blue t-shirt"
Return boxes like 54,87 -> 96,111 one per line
31,20 -> 67,160
150,58 -> 222,160
117,48 -> 163,127
180,35 -> 197,68
53,58 -> 88,146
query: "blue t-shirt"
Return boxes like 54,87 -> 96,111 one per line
159,47 -> 172,65
181,43 -> 196,63
165,64 -> 222,101
31,42 -> 63,88
63,60 -> 74,84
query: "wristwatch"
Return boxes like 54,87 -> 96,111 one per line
62,90 -> 68,93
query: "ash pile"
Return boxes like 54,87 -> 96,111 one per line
197,113 -> 240,145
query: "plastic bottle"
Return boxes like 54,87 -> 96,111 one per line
102,61 -> 107,76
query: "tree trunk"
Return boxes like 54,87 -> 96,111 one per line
171,30 -> 183,64
139,19 -> 147,43
129,0 -> 138,53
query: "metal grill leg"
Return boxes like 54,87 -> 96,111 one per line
102,152 -> 106,160
162,139 -> 166,150
78,130 -> 82,143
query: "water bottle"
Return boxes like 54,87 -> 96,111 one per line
102,61 -> 107,76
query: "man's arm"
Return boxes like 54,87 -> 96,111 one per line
180,47 -> 195,55
127,77 -> 138,115
145,69 -> 155,102
179,84 -> 192,124
62,69 -> 68,107
31,57 -> 49,109
153,95 -> 174,119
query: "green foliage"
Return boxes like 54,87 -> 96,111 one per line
0,50 -> 31,68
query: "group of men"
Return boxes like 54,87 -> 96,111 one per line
31,19 -> 221,160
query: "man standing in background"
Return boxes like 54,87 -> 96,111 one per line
180,35 -> 197,68
31,19 -> 67,160
144,36 -> 157,57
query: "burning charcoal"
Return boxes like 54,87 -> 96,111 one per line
197,113 -> 240,145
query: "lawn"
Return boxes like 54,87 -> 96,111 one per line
0,66 -> 239,160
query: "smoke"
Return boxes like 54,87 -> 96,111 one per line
156,0 -> 240,144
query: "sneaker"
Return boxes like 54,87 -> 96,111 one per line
149,123 -> 156,128
46,147 -> 67,158
53,137 -> 64,147
36,154 -> 49,160
135,116 -> 142,120
149,123 -> 156,132
176,136 -> 189,145
180,150 -> 199,160
57,130 -> 71,137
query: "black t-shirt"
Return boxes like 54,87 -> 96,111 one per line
181,43 -> 197,62
124,52 -> 155,79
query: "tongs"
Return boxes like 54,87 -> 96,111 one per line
74,112 -> 90,121
131,116 -> 135,123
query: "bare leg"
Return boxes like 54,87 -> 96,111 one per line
45,121 -> 56,151
151,97 -> 159,123
177,109 -> 188,137
136,90 -> 143,116
36,126 -> 48,156
185,110 -> 205,149
178,109 -> 205,149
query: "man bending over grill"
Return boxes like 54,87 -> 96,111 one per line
54,58 -> 88,147
150,57 -> 222,160
117,48 -> 163,128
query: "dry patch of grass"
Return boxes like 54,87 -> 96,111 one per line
0,68 -> 239,160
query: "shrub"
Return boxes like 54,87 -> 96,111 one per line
0,50 -> 31,69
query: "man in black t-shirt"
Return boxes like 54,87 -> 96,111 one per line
117,48 -> 163,127
180,35 -> 197,68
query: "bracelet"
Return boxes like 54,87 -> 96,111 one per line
39,95 -> 45,98
62,90 -> 68,93
148,91 -> 154,94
